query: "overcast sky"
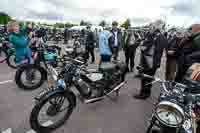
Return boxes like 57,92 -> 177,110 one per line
0,0 -> 200,27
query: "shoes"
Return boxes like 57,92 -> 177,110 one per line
151,129 -> 160,133
126,67 -> 130,72
133,93 -> 150,100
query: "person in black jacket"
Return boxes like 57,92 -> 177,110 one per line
110,21 -> 122,61
85,25 -> 95,63
64,28 -> 69,44
123,31 -> 139,72
134,29 -> 168,100
165,33 -> 180,80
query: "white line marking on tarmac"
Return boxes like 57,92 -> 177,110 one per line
26,120 -> 53,133
2,128 -> 12,133
0,80 -> 13,85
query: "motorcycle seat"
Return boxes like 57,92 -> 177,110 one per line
99,63 -> 117,73
184,78 -> 200,94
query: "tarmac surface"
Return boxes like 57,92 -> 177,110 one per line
0,41 -> 166,133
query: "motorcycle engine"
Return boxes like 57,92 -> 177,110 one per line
159,83 -> 185,104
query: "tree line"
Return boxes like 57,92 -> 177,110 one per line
0,12 -> 132,29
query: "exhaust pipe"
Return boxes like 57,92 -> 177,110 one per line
84,81 -> 126,104
113,81 -> 126,92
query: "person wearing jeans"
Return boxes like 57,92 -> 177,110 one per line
110,21 -> 122,61
99,28 -> 113,63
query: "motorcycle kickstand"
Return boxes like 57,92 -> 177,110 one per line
115,89 -> 119,97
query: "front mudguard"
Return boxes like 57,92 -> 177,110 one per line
35,89 -> 77,107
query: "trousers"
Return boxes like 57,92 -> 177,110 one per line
139,54 -> 157,95
124,45 -> 137,71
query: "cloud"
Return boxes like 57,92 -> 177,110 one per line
0,0 -> 200,26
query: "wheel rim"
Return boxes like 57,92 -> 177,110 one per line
0,50 -> 7,62
37,95 -> 71,127
20,68 -> 42,87
8,55 -> 17,67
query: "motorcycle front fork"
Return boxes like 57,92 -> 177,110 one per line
146,115 -> 179,133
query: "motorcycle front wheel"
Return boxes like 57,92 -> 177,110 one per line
30,91 -> 75,133
15,64 -> 46,90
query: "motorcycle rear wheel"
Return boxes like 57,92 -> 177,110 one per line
0,48 -> 8,63
15,64 -> 46,90
6,54 -> 17,69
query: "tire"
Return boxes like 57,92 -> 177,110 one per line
6,54 -> 17,69
0,48 -> 7,63
30,91 -> 75,133
15,64 -> 46,90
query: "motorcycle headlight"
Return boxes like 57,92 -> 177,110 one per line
57,79 -> 66,89
155,101 -> 185,127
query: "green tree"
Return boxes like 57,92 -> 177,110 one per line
99,20 -> 106,27
0,12 -> 12,24
80,20 -> 87,26
54,23 -> 65,28
19,21 -> 24,28
120,18 -> 131,29
65,22 -> 74,28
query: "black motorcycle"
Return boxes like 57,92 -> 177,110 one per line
30,59 -> 127,132
136,66 -> 200,133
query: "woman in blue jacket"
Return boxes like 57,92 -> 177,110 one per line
99,29 -> 113,62
7,20 -> 32,64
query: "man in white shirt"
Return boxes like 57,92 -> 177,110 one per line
110,21 -> 122,61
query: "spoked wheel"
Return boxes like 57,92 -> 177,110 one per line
6,54 -> 17,69
0,48 -> 7,63
30,91 -> 75,133
15,65 -> 46,90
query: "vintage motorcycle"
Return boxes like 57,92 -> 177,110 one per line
14,34 -> 60,90
29,58 -> 127,132
136,66 -> 200,133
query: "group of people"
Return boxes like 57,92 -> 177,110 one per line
84,21 -> 123,63
3,20 -> 200,102
85,22 -> 200,101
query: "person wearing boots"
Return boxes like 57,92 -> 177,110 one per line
123,30 -> 139,72
110,21 -> 122,61
165,32 -> 180,80
134,29 -> 168,100
85,25 -> 95,63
